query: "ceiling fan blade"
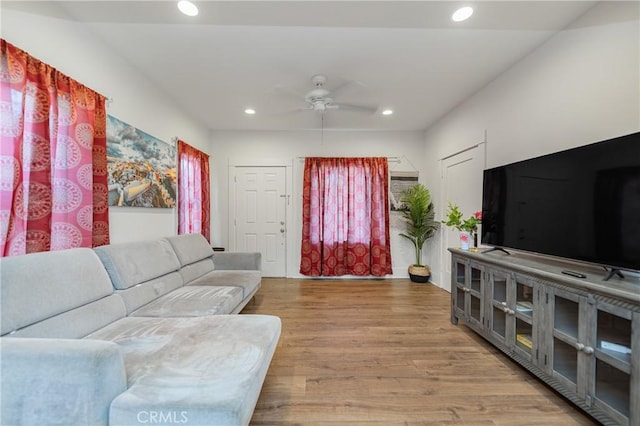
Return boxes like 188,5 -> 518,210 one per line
330,79 -> 365,99
273,85 -> 305,103
334,103 -> 378,114
271,106 -> 313,116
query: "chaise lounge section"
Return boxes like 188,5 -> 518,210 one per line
1,234 -> 280,426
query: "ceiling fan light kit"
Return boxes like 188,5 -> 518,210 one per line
279,74 -> 379,115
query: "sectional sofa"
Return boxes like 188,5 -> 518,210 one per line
0,233 -> 281,426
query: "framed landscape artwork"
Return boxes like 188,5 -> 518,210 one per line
106,115 -> 176,208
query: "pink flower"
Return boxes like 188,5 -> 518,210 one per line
473,211 -> 482,220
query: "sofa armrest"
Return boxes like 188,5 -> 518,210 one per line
213,252 -> 262,271
1,338 -> 127,426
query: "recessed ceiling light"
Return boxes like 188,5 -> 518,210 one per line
178,1 -> 198,17
244,108 -> 256,115
452,6 -> 473,22
382,109 -> 393,116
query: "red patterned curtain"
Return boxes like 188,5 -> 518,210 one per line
177,140 -> 210,242
300,157 -> 392,276
0,40 -> 109,256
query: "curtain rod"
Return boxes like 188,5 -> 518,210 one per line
296,156 -> 401,163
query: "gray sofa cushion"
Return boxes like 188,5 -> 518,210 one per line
87,315 -> 282,426
94,239 -> 181,290
8,295 -> 126,339
178,258 -> 216,283
116,272 -> 184,315
211,252 -> 262,270
0,248 -> 117,336
129,286 -> 243,317
165,233 -> 214,267
188,270 -> 261,298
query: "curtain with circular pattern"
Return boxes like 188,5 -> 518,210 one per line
300,157 -> 392,276
0,40 -> 109,256
177,140 -> 211,242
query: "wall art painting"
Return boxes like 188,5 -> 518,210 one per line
106,115 -> 176,208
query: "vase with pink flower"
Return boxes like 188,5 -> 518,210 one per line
442,203 -> 482,251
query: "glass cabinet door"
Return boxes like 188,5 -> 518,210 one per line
450,257 -> 485,331
550,288 -> 589,397
452,259 -> 467,322
488,270 -> 511,345
468,264 -> 484,327
590,301 -> 632,424
455,260 -> 466,308
514,278 -> 535,359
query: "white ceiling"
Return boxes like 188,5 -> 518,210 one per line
5,1 -> 600,131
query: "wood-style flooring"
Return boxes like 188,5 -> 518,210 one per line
243,278 -> 598,425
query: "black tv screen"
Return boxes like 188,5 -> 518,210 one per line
481,131 -> 640,272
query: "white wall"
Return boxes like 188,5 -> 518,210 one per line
211,129 -> 427,277
423,1 -> 640,288
2,6 -> 211,243
5,2 -> 638,280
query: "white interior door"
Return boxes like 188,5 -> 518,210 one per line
440,144 -> 485,292
234,167 -> 287,277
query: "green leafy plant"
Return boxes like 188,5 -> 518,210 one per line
399,184 -> 440,266
442,202 -> 482,232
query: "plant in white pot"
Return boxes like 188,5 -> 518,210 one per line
442,203 -> 482,251
399,184 -> 440,283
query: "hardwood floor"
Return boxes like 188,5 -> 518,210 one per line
244,278 -> 598,425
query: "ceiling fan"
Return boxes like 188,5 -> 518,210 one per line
279,74 -> 378,115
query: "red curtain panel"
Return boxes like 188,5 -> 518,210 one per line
177,140 -> 210,242
300,157 -> 392,276
0,40 -> 109,256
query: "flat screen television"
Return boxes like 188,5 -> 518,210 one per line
481,131 -> 640,273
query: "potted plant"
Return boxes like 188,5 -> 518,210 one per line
399,184 -> 440,282
442,203 -> 482,250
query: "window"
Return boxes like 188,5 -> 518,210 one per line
177,140 -> 210,241
300,157 -> 392,276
